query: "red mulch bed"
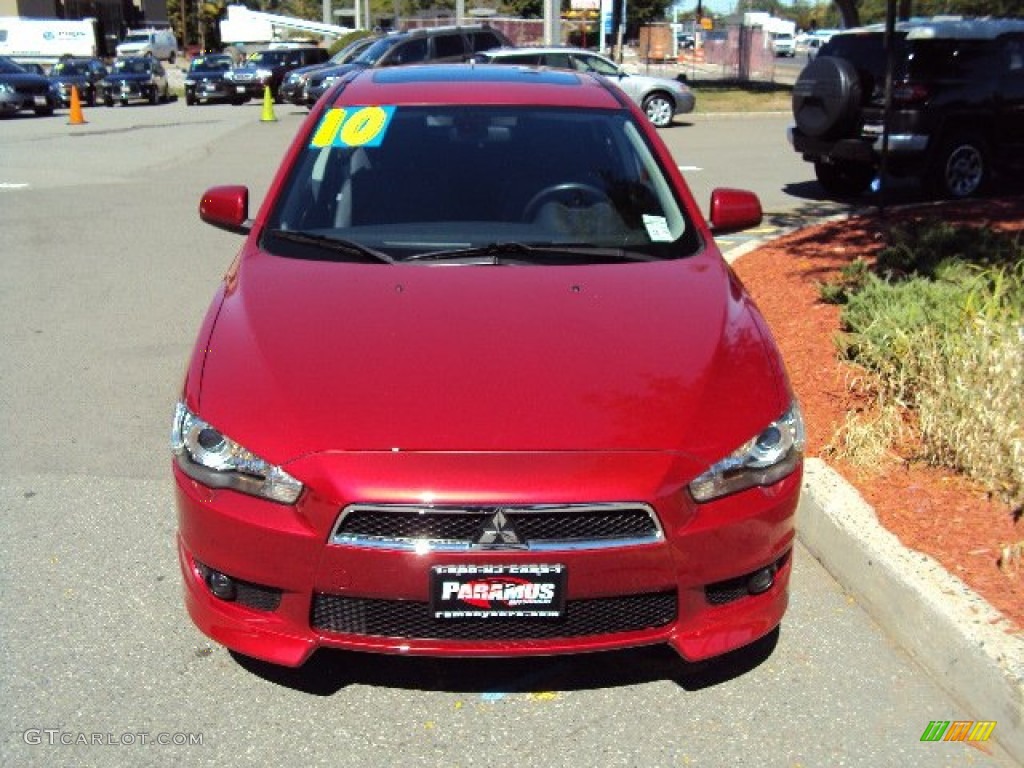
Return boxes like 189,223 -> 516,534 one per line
731,196 -> 1024,633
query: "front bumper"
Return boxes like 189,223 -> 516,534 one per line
102,82 -> 157,103
224,80 -> 270,99
0,91 -> 54,113
186,81 -> 235,102
176,450 -> 800,667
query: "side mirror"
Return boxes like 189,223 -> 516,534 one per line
199,185 -> 251,235
708,188 -> 763,234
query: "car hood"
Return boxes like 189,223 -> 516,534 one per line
1,73 -> 50,87
105,73 -> 155,83
188,69 -> 228,79
287,62 -> 328,77
195,249 -> 788,463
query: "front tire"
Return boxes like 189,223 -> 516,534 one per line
642,93 -> 674,128
814,160 -> 874,196
927,133 -> 989,199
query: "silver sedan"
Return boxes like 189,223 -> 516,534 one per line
477,46 -> 696,128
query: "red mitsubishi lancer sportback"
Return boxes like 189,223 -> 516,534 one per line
172,63 -> 804,668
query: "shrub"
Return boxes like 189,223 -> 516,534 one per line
830,222 -> 1024,509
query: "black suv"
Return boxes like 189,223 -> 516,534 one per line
223,46 -> 331,103
304,25 -> 512,104
789,18 -> 1024,198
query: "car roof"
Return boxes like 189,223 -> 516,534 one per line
481,46 -> 605,56
324,63 -> 627,111
835,17 -> 1024,41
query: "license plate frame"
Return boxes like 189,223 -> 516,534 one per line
430,564 -> 566,619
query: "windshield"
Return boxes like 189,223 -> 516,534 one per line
53,61 -> 88,75
190,56 -> 231,72
353,36 -> 402,66
247,51 -> 283,67
122,33 -> 152,44
114,59 -> 151,74
264,105 -> 698,264
0,57 -> 26,74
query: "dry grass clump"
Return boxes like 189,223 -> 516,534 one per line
819,220 -> 1024,513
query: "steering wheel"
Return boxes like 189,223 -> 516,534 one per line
522,182 -> 613,221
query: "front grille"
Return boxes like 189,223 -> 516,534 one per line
330,503 -> 662,552
312,592 -> 677,640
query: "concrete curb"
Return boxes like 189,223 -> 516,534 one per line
798,458 -> 1024,762
722,214 -> 1023,760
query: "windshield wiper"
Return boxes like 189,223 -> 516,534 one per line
266,229 -> 395,264
403,242 -> 658,264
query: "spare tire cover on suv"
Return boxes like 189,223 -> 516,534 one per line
792,56 -> 862,139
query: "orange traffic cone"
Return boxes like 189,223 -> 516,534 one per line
260,85 -> 277,123
68,85 -> 87,126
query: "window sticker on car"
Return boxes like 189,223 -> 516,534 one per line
310,106 -> 397,149
643,214 -> 673,242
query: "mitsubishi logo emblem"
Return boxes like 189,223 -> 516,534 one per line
475,510 -> 526,548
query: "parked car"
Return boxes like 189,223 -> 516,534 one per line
173,63 -> 802,669
771,32 -> 795,57
476,46 -> 696,128
115,27 -> 178,62
99,56 -> 170,106
304,25 -> 512,104
49,56 -> 108,107
183,53 -> 235,105
0,55 -> 57,116
789,17 -> 1024,198
223,46 -> 330,103
280,35 -> 378,107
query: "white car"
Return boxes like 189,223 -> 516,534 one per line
115,28 -> 178,63
771,32 -> 795,57
476,47 -> 696,128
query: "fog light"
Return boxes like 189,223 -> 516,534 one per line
747,566 -> 776,595
207,570 -> 237,601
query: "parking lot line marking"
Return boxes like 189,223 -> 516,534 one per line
0,183 -> 30,189
677,165 -> 702,172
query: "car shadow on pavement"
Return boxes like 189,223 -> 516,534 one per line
229,628 -> 780,697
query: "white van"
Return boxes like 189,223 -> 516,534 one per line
116,28 -> 177,62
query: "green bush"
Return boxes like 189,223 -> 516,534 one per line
829,221 -> 1024,508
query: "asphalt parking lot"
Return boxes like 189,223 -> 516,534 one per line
1,98 -> 1020,767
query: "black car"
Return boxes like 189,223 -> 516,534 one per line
279,35 -> 378,106
49,57 -> 109,107
304,25 -> 512,104
184,53 -> 235,105
0,56 -> 57,117
223,46 -> 330,103
99,56 -> 170,106
789,17 -> 1024,199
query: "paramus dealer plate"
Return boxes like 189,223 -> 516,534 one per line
430,564 -> 566,619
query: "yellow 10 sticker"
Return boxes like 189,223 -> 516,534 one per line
310,106 -> 396,149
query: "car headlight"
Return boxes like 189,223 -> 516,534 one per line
0,83 -> 13,95
689,403 -> 805,503
184,78 -> 196,85
171,402 -> 303,504
255,68 -> 273,79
